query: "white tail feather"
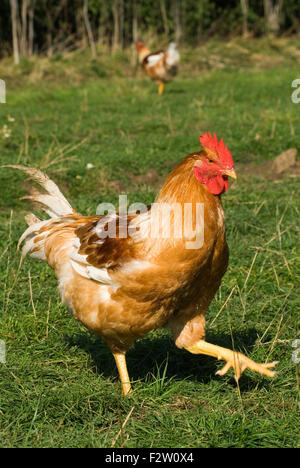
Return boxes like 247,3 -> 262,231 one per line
5,165 -> 73,217
21,234 -> 46,260
166,42 -> 180,68
4,165 -> 75,261
22,194 -> 72,217
25,213 -> 41,226
17,220 -> 50,250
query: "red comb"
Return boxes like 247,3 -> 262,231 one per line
199,132 -> 233,168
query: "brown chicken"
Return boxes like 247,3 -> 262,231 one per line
137,41 -> 180,95
7,133 -> 277,395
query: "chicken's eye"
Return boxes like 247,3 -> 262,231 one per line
207,159 -> 214,164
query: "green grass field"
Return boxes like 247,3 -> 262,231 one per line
0,39 -> 299,448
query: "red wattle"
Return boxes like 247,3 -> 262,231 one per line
193,167 -> 229,195
206,176 -> 228,195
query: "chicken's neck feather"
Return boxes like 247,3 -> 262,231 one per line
155,152 -> 220,207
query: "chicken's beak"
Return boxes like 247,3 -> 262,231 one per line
223,168 -> 237,180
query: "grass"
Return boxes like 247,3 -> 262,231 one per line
0,38 -> 299,448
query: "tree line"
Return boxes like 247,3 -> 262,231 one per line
1,1 -> 299,63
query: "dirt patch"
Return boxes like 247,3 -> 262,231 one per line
129,168 -> 162,186
271,149 -> 297,174
109,168 -> 165,192
106,179 -> 127,192
240,149 -> 300,181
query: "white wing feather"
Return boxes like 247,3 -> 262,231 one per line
146,53 -> 163,68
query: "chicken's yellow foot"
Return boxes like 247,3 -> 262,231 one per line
113,352 -> 132,396
158,82 -> 164,95
185,340 -> 278,382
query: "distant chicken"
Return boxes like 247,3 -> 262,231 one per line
7,133 -> 277,396
137,41 -> 180,95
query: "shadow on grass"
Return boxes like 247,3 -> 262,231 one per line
64,327 -> 274,391
167,88 -> 185,94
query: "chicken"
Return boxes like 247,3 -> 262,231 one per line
6,132 -> 277,396
137,41 -> 180,95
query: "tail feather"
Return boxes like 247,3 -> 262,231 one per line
166,42 -> 180,68
17,219 -> 51,252
4,165 -> 75,261
20,227 -> 48,261
21,193 -> 70,218
5,165 -> 73,217
25,213 -> 41,226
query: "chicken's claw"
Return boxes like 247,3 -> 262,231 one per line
215,351 -> 278,381
185,340 -> 278,381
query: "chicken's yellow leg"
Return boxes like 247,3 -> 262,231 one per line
185,340 -> 278,382
113,352 -> 132,396
158,82 -> 164,95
